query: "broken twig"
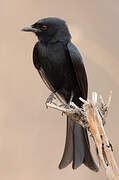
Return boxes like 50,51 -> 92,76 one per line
46,91 -> 119,180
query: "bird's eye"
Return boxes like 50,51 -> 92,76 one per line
40,25 -> 48,31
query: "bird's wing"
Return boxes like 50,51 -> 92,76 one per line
67,42 -> 88,99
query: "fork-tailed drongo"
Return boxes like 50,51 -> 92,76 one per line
22,17 -> 98,171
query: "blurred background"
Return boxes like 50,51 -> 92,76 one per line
1,0 -> 119,179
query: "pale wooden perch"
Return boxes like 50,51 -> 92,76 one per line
46,91 -> 119,180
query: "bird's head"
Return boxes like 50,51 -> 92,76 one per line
22,17 -> 71,43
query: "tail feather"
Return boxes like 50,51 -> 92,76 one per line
73,122 -> 85,169
59,118 -> 73,169
83,129 -> 99,172
59,117 -> 99,172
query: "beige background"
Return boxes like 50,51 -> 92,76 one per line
1,0 -> 119,179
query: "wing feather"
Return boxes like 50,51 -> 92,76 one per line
67,42 -> 88,99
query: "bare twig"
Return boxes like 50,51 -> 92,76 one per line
46,91 -> 119,180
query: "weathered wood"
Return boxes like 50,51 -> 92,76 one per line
46,91 -> 119,180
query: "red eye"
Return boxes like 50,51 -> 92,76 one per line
40,25 -> 48,31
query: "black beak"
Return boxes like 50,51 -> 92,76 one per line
21,26 -> 41,33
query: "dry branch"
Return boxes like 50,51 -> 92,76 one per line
46,91 -> 119,180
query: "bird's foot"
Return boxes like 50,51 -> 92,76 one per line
64,104 -> 70,109
60,103 -> 70,116
45,92 -> 56,108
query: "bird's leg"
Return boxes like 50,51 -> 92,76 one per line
45,90 -> 57,105
70,91 -> 74,103
61,91 -> 74,116
64,91 -> 74,109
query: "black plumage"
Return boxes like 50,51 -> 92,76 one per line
22,17 -> 98,171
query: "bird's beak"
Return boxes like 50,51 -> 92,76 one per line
21,26 -> 40,33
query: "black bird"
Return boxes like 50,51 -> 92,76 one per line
22,17 -> 98,171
